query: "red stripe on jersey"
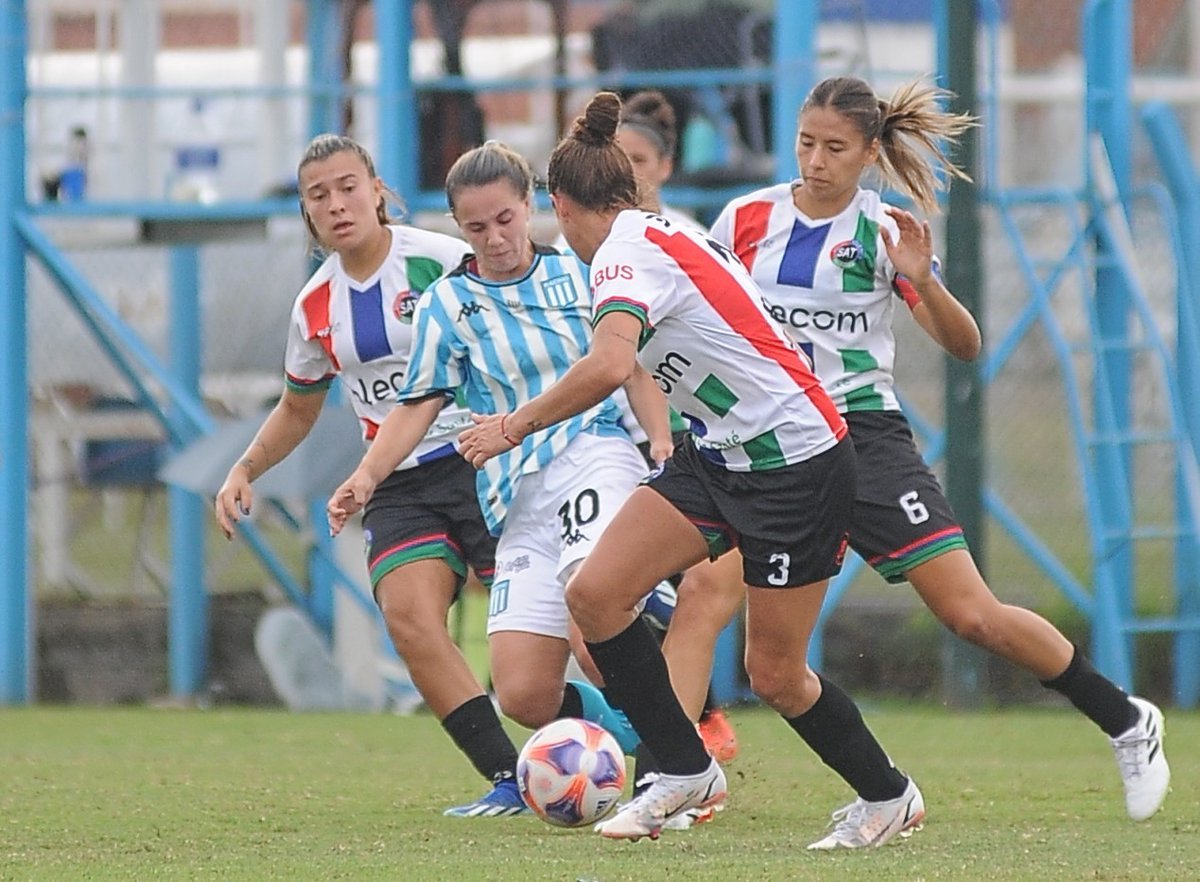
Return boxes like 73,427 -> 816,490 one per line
892,274 -> 921,310
731,200 -> 773,272
643,227 -> 846,439
299,280 -> 341,371
363,417 -> 380,440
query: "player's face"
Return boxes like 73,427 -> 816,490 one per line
452,180 -> 534,281
794,106 -> 879,213
616,126 -> 672,203
299,150 -> 384,254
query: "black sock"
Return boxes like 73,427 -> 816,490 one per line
441,695 -> 519,783
785,675 -> 908,802
1041,644 -> 1138,737
701,685 -> 718,718
558,682 -> 584,719
632,742 -> 662,796
585,617 -> 710,776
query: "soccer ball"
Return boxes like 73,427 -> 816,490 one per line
516,718 -> 627,827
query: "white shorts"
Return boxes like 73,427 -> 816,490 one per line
487,432 -> 649,639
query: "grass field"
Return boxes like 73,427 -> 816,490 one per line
1,704 -> 1195,881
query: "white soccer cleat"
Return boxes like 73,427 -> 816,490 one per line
1111,696 -> 1170,821
595,759 -> 727,841
661,802 -> 722,831
807,777 -> 925,850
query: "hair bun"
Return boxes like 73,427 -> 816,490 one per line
572,91 -> 622,147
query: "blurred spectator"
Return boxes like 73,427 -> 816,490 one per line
591,1 -> 773,186
41,125 -> 89,202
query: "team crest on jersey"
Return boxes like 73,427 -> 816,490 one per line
830,239 -> 864,269
393,291 -> 417,324
540,274 -> 579,308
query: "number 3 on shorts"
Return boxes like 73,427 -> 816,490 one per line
767,552 -> 790,586
899,490 -> 930,525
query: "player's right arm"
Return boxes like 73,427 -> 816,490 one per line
214,386 -> 327,539
326,394 -> 446,536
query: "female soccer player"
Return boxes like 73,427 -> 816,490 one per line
325,140 -> 665,772
214,134 -> 529,817
617,87 -> 742,769
461,92 -> 924,847
709,75 -> 1169,823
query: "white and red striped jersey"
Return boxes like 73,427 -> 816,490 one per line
591,209 -> 846,471
284,224 -> 471,469
710,184 -> 928,414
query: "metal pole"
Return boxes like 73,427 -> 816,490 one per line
1083,0 -> 1135,688
771,1 -> 818,183
167,246 -> 208,698
0,0 -> 31,704
941,0 -> 989,707
376,0 -> 417,203
307,0 -> 342,138
1142,102 -> 1200,706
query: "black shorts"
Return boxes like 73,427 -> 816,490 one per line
636,430 -> 691,468
844,410 -> 969,583
361,452 -> 497,595
645,436 -> 855,588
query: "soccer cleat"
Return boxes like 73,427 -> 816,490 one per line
807,777 -> 925,850
442,778 -> 529,818
699,708 -> 739,763
1111,696 -> 1170,821
595,759 -> 727,841
640,580 -> 677,632
570,679 -> 641,754
661,802 -> 722,831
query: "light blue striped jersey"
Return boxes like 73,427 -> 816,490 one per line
397,244 -> 628,533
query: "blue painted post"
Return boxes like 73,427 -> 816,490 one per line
771,2 -> 818,184
167,246 -> 208,698
307,0 -> 343,138
0,0 -> 31,704
1083,0 -> 1135,688
307,498 -> 335,639
376,0 -> 417,203
1141,102 -> 1200,706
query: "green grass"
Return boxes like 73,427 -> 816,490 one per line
1,705 -> 1195,881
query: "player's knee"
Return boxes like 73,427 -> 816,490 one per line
937,605 -> 995,648
565,569 -> 601,622
378,587 -> 445,656
495,682 -> 557,729
744,650 -> 799,709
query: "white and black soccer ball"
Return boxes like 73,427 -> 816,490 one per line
516,717 -> 627,827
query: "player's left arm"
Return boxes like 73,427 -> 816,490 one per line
881,206 -> 981,362
459,311 -> 642,466
623,363 -> 673,465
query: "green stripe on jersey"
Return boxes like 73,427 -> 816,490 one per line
407,256 -> 447,294
594,301 -> 653,348
840,348 -> 883,411
843,212 -> 879,293
742,429 -> 786,471
695,373 -> 738,417
844,385 -> 884,411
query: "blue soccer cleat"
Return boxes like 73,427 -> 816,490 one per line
443,777 -> 529,818
641,580 -> 677,632
570,679 -> 642,755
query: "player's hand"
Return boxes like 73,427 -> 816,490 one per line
648,436 -> 674,466
214,465 -> 253,540
880,206 -> 934,290
326,469 -> 377,537
458,412 -> 519,469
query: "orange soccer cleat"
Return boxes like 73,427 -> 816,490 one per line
699,708 -> 739,763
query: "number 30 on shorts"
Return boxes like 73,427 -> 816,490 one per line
898,490 -> 930,525
558,488 -> 600,539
